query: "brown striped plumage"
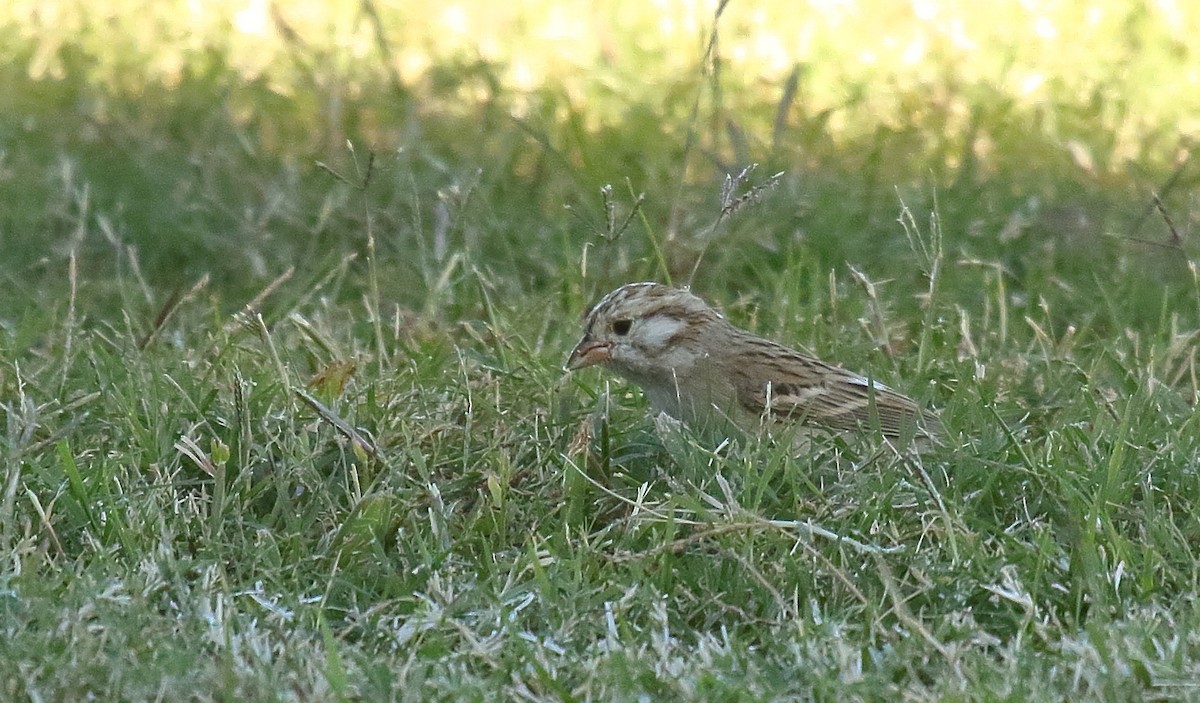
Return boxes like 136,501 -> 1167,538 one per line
567,282 -> 942,445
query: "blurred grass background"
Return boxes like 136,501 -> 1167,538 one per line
3,0 -> 1196,305
4,1 -> 1200,699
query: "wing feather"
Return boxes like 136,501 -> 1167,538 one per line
729,340 -> 942,441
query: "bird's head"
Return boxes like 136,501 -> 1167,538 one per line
566,282 -> 724,381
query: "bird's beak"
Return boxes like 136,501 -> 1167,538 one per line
565,339 -> 613,371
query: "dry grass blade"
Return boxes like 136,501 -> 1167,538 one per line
138,274 -> 210,350
294,388 -> 380,460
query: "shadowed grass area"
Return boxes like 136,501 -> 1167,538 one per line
3,1 -> 1200,700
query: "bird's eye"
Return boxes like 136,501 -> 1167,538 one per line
611,319 -> 632,336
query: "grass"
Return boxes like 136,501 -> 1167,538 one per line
4,1 -> 1200,700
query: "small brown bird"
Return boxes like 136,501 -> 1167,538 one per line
567,282 -> 942,446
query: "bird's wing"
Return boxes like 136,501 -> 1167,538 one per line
730,344 -> 942,440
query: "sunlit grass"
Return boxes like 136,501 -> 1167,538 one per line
5,0 -> 1196,169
